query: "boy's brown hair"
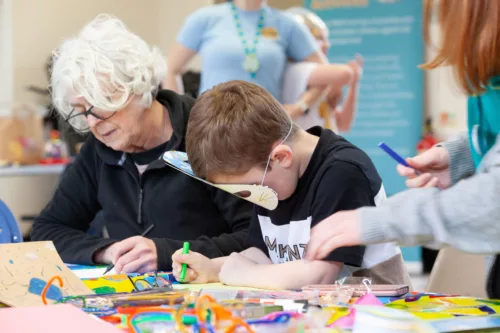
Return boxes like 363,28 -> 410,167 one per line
186,80 -> 297,179
422,0 -> 500,95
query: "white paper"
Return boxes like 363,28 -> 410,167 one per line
67,266 -> 116,279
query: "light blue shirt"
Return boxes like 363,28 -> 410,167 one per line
176,3 -> 319,102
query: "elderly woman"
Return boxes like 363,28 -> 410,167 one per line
31,15 -> 252,274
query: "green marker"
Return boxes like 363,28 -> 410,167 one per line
179,242 -> 190,283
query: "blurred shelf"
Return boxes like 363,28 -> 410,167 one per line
0,164 -> 66,177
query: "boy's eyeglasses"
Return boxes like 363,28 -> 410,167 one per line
260,124 -> 293,186
127,271 -> 173,292
64,105 -> 116,132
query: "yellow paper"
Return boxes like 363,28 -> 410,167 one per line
387,295 -> 500,320
83,274 -> 153,294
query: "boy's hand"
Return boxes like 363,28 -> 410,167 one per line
171,249 -> 219,283
305,210 -> 362,261
241,247 -> 273,264
219,252 -> 257,286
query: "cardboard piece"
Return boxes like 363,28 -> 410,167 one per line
163,151 -> 279,210
0,304 -> 122,333
0,241 -> 92,307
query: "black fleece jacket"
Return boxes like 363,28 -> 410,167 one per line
31,90 -> 252,270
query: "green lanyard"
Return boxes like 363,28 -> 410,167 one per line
230,1 -> 265,79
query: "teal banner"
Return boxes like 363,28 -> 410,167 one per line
304,0 -> 424,198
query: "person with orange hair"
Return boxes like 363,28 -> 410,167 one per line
305,0 -> 500,297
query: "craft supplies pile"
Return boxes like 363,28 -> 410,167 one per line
2,241 -> 500,333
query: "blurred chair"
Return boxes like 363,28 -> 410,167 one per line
0,200 -> 23,243
425,247 -> 487,297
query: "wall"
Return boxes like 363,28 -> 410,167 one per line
7,0 -> 310,108
7,0 -> 217,108
425,20 -> 467,140
11,0 -> 162,106
0,0 -> 13,115
158,0 -> 213,72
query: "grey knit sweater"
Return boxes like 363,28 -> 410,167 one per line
360,132 -> 500,259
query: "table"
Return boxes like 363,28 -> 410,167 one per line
66,265 -> 500,333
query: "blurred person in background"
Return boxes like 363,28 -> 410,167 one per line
282,7 -> 363,132
163,0 -> 328,104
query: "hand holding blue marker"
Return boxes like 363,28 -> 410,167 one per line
378,142 -> 420,175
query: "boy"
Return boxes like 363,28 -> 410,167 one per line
172,81 -> 410,290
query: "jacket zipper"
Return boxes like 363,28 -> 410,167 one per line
122,167 -> 144,225
137,188 -> 143,224
122,154 -> 170,226
134,154 -> 174,225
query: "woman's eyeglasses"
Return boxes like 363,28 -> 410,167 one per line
64,106 -> 116,132
127,271 -> 173,292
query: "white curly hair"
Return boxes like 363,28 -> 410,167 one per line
51,14 -> 167,123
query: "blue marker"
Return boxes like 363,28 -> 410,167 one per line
378,142 -> 420,174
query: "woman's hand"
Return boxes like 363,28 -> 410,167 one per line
397,146 -> 451,189
95,236 -> 158,274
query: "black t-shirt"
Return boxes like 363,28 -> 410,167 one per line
246,127 -> 384,267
